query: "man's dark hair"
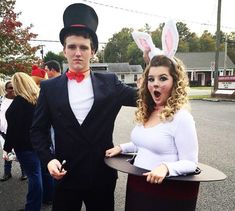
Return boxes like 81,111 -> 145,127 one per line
44,60 -> 61,73
63,29 -> 94,51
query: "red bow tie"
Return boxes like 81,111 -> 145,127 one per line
66,69 -> 89,83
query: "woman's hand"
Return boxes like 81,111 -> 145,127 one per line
143,164 -> 169,184
47,159 -> 67,180
105,146 -> 122,157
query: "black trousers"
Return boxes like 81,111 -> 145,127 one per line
52,181 -> 116,211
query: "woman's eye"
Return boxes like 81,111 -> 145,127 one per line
148,77 -> 154,82
160,76 -> 168,81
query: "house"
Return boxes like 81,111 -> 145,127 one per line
176,52 -> 235,86
90,63 -> 143,86
63,52 -> 234,87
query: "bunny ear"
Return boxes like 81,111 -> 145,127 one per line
162,20 -> 179,59
132,31 -> 162,60
132,31 -> 154,52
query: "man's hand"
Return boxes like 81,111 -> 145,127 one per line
105,146 -> 122,157
47,159 -> 67,180
2,150 -> 9,161
143,164 -> 169,184
143,49 -> 151,65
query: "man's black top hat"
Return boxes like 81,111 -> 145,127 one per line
59,3 -> 99,52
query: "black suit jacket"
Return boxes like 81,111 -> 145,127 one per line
31,71 -> 137,190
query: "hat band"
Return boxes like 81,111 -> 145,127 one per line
71,24 -> 86,27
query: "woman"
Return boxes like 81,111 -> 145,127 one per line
106,55 -> 199,211
0,81 -> 27,181
3,72 -> 42,211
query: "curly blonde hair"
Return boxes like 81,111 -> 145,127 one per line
135,55 -> 189,124
12,72 -> 39,105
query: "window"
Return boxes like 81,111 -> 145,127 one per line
134,74 -> 138,81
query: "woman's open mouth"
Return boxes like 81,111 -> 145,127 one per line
154,90 -> 161,98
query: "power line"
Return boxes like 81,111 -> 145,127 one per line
82,0 -> 235,31
30,39 -> 107,44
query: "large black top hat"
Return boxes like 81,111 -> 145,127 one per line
59,3 -> 99,52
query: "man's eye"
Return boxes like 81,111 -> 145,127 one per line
68,45 -> 76,50
80,46 -> 89,50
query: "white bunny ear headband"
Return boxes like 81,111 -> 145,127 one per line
132,20 -> 179,63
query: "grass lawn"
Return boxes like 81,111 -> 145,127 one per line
190,86 -> 212,90
189,95 -> 211,100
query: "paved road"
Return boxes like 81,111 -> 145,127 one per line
0,100 -> 235,211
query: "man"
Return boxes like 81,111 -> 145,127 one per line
44,60 -> 61,78
30,3 -> 137,211
0,81 -> 27,181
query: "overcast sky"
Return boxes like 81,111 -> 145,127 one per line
14,0 -> 235,55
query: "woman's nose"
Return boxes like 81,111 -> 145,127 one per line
153,80 -> 160,87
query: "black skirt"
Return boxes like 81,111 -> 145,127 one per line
125,174 -> 200,211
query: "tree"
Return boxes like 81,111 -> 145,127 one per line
188,33 -> 201,52
43,51 -> 66,68
0,0 -> 40,75
127,42 -> 145,67
104,28 -> 133,63
176,22 -> 193,42
227,32 -> 235,65
200,30 -> 216,51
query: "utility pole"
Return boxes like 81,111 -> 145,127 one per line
40,45 -> 45,60
213,0 -> 222,92
223,33 -> 227,76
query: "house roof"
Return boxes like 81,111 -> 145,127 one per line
176,52 -> 235,70
91,63 -> 143,74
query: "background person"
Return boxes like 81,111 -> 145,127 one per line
106,55 -> 199,211
0,81 -> 27,181
31,65 -> 55,206
31,65 -> 48,87
3,72 -> 42,211
44,60 -> 61,78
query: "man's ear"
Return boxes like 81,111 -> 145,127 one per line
63,46 -> 66,56
90,50 -> 95,58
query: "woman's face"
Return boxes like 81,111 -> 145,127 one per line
147,66 -> 173,107
5,82 -> 15,99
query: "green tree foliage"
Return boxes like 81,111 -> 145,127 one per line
0,0 -> 40,75
227,32 -> 235,65
188,33 -> 201,52
176,22 -> 193,41
100,21 -> 235,66
104,28 -> 133,63
200,30 -> 216,51
127,42 -> 145,67
43,51 -> 66,68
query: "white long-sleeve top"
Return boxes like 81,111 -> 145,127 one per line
120,109 -> 198,177
0,97 -> 13,134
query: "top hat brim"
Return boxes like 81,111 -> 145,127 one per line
104,154 -> 227,182
59,26 -> 98,52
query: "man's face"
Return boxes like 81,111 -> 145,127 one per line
45,65 -> 55,78
63,35 -> 94,72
